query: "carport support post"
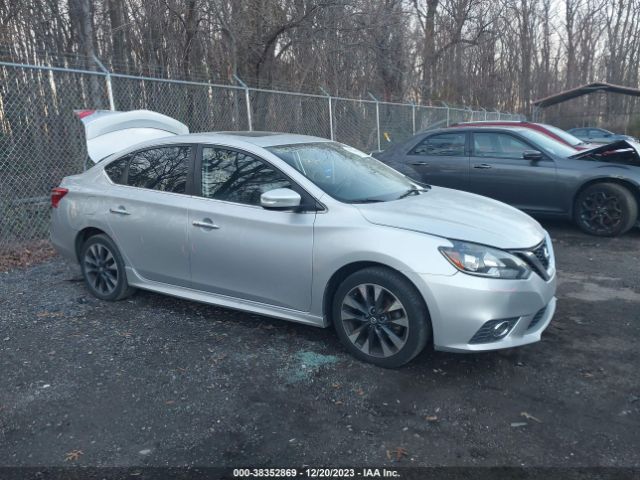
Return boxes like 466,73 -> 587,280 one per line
368,92 -> 381,152
93,55 -> 115,111
234,75 -> 253,131
320,87 -> 334,141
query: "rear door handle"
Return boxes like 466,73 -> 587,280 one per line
192,219 -> 220,230
473,163 -> 493,169
109,207 -> 130,215
411,161 -> 430,166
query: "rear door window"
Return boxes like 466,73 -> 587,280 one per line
410,133 -> 466,156
126,146 -> 191,193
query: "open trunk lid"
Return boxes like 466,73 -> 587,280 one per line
76,109 -> 189,164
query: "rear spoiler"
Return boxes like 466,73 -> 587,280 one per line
75,109 -> 189,164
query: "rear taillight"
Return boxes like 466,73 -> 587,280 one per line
51,187 -> 68,208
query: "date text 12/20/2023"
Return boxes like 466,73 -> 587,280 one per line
232,468 -> 401,478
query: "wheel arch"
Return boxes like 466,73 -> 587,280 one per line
74,227 -> 108,262
322,261 -> 431,329
572,177 -> 640,217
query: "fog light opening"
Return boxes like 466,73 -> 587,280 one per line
492,321 -> 513,338
469,318 -> 518,344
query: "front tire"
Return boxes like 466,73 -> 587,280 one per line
332,267 -> 431,368
574,183 -> 638,237
80,234 -> 135,301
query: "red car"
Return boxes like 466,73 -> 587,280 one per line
451,121 -> 593,150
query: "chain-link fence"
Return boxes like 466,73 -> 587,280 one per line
0,59 -> 523,246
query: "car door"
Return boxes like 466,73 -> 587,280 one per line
188,145 -> 315,312
401,131 -> 470,190
467,131 -> 560,213
104,145 -> 193,287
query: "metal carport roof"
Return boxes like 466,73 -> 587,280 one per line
532,82 -> 640,108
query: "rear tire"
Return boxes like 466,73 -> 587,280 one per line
80,234 -> 136,301
332,267 -> 431,368
574,183 -> 638,237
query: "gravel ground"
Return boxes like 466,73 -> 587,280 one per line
0,221 -> 639,468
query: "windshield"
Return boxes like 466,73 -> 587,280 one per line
518,130 -> 578,157
540,124 -> 585,146
267,142 -> 418,203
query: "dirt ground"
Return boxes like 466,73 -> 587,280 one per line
0,221 -> 639,469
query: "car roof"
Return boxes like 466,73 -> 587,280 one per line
155,131 -> 333,148
430,126 -> 531,134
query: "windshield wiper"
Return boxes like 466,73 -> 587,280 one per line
350,198 -> 385,204
397,186 -> 429,200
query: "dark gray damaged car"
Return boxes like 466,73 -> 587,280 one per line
375,126 -> 640,237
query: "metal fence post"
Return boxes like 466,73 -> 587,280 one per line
320,87 -> 334,141
234,75 -> 252,131
368,92 -> 381,152
482,108 -> 488,120
92,55 -> 115,110
411,102 -> 416,134
441,101 -> 450,126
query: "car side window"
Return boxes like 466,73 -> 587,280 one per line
201,147 -> 291,206
410,133 -> 465,156
473,132 -> 531,159
126,146 -> 190,193
104,156 -> 128,184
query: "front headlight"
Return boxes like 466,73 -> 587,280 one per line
439,240 -> 531,279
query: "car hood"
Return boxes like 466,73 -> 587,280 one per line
355,187 -> 545,249
569,139 -> 640,161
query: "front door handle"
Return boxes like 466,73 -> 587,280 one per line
109,206 -> 130,215
411,161 -> 430,166
473,163 -> 493,169
192,219 -> 220,230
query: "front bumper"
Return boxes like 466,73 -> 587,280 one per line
410,267 -> 557,352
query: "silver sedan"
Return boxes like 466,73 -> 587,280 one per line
50,110 -> 557,367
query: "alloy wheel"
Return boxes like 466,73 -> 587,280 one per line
579,190 -> 623,235
83,243 -> 119,296
340,283 -> 409,358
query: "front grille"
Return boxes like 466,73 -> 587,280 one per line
527,306 -> 547,331
512,239 -> 551,280
469,318 -> 518,344
532,242 -> 550,269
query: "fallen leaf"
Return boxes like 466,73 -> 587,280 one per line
510,422 -> 527,428
165,400 -> 175,405
520,412 -> 542,423
331,383 -> 342,389
64,449 -> 83,462
37,311 -> 64,318
354,388 -> 364,396
388,447 -> 408,461
425,415 -> 438,422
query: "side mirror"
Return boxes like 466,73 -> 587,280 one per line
260,188 -> 301,210
522,150 -> 543,161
